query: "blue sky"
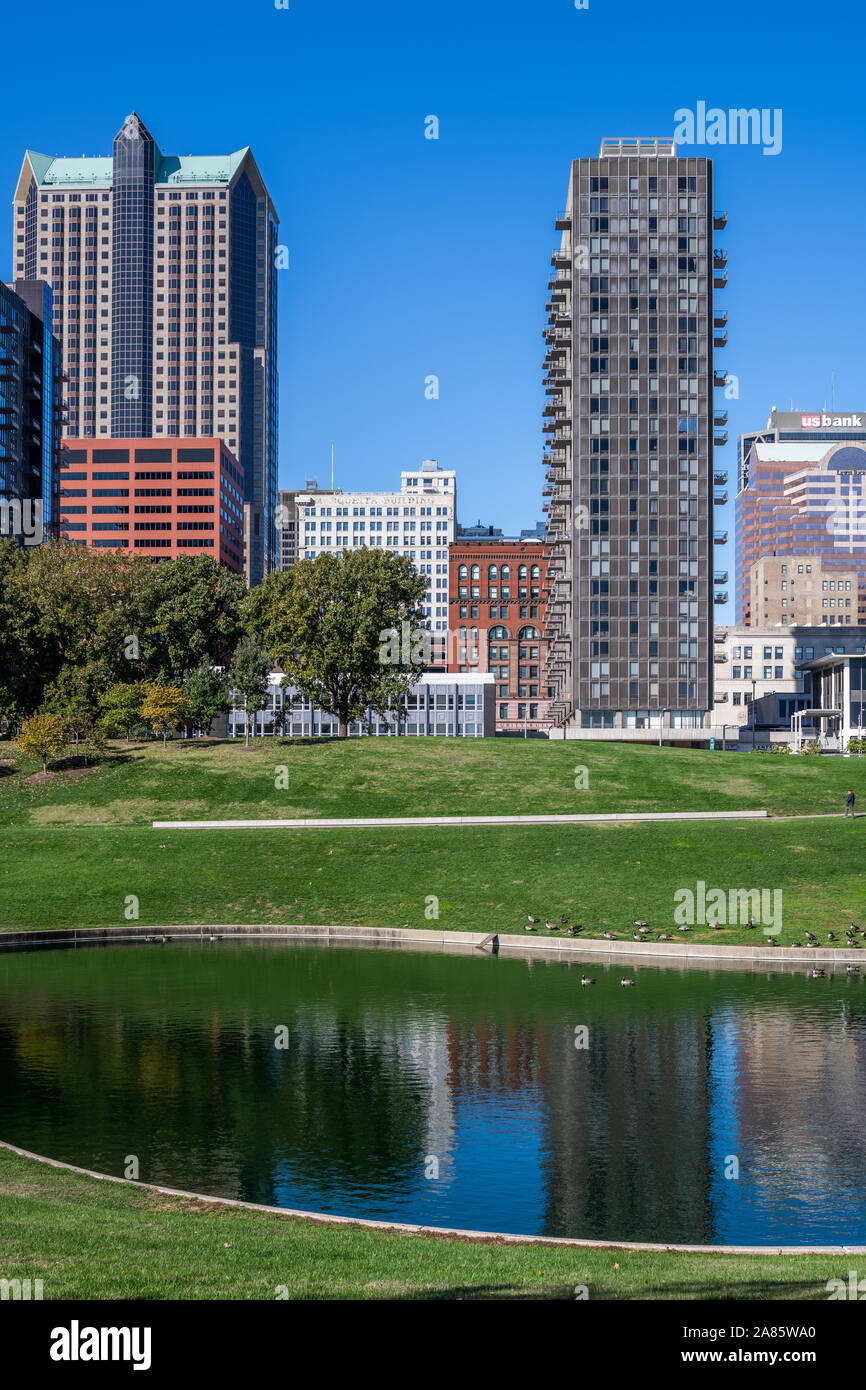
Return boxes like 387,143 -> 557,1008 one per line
3,0 -> 865,618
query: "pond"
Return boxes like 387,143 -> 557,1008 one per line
1,939 -> 864,1246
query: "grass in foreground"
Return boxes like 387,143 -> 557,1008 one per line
0,735 -> 863,826
0,1146 -> 847,1300
1,817 -> 864,942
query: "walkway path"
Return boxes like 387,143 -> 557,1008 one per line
153,809 -> 770,830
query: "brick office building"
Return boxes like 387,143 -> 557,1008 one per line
59,436 -> 244,571
447,538 -> 553,733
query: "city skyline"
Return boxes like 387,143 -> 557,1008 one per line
2,0 -> 866,615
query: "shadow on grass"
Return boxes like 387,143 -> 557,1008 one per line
408,1276 -> 831,1301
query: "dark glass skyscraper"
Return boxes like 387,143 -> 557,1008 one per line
111,113 -> 155,437
13,115 -> 279,582
543,138 -> 727,738
0,279 -> 63,545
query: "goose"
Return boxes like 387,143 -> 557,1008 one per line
711,923 -> 724,931
744,920 -> 757,930
827,932 -> 837,941
524,922 -> 537,932
602,931 -> 617,941
560,914 -> 569,925
567,925 -> 583,937
811,969 -> 826,979
527,914 -> 539,924
580,976 -> 596,987
144,935 -> 155,943
846,965 -> 860,974
545,921 -> 559,932
767,936 -> 778,946
805,931 -> 817,941
620,978 -> 636,987
208,934 -> 222,942
791,941 -> 802,948
633,919 -> 648,929
677,925 -> 692,933
638,925 -> 650,935
658,933 -> 672,942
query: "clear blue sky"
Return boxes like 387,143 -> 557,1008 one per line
3,0 -> 865,619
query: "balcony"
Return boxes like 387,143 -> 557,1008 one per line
714,329 -> 728,347
714,591 -> 728,604
713,411 -> 728,427
714,530 -> 728,545
714,431 -> 728,446
714,570 -> 729,584
713,470 -> 728,486
714,631 -> 727,643
714,310 -> 728,328
713,269 -> 728,289
713,249 -> 728,268
713,210 -> 728,229
555,210 -> 572,230
714,489 -> 728,504
714,651 -> 728,663
714,371 -> 728,388
551,248 -> 571,268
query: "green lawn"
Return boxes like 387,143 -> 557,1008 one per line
0,1145 -> 848,1300
0,735 -> 862,826
1,740 -> 864,942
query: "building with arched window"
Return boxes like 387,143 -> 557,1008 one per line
448,538 -> 552,733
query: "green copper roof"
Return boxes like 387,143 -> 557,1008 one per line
25,148 -> 251,189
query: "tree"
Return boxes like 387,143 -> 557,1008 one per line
148,554 -> 247,682
17,712 -> 66,774
100,682 -> 146,742
183,664 -> 229,737
245,549 -> 429,737
139,682 -> 190,748
43,667 -> 98,756
229,639 -> 271,746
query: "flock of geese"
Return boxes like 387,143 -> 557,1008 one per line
520,914 -> 864,986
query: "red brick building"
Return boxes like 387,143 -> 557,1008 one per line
447,539 -> 553,733
59,437 -> 244,572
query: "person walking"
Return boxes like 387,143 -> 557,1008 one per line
845,789 -> 856,818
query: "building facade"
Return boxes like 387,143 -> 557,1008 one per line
293,459 -> 456,630
734,431 -> 866,625
277,481 -> 341,570
0,279 -> 64,545
447,538 -> 552,733
13,113 -> 278,582
543,137 -> 726,739
749,554 -> 860,628
58,437 -> 244,570
225,670 -> 495,738
710,623 -> 866,730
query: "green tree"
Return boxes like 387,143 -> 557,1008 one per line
100,682 -> 147,742
17,712 -> 66,774
149,554 -> 247,682
140,682 -> 190,748
229,638 -> 271,746
43,667 -> 98,757
245,549 -> 429,737
183,664 -> 229,737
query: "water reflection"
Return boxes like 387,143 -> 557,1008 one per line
0,943 -> 864,1244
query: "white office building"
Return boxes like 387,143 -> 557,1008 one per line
287,458 -> 457,630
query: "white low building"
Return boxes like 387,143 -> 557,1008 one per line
227,670 -> 495,739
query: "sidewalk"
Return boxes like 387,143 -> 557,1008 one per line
153,809 -> 770,830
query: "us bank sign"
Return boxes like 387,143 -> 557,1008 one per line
801,414 -> 863,429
